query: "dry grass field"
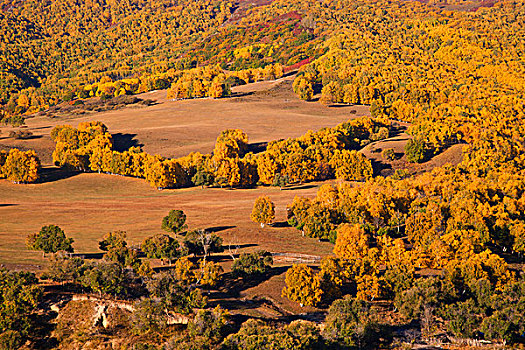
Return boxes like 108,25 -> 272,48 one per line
0,77 -> 357,270
0,173 -> 336,269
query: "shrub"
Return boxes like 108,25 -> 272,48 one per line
323,296 -> 380,348
232,251 -> 273,277
131,298 -> 167,335
8,130 -> 33,139
405,138 -> 428,163
0,330 -> 22,350
381,148 -> 396,161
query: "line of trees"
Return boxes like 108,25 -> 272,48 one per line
51,117 -> 382,190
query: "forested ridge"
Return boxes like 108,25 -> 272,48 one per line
2,0 -> 525,349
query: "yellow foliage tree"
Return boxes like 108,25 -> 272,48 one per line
250,195 -> 275,228
282,264 -> 323,307
2,148 -> 40,183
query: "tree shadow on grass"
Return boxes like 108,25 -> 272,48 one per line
212,266 -> 289,300
15,134 -> 43,140
236,243 -> 259,249
29,311 -> 59,349
270,221 -> 290,228
229,91 -> 254,98
282,184 -> 317,191
0,203 -> 17,207
38,167 -> 81,184
72,252 -> 104,260
246,141 -> 267,154
208,296 -> 266,312
370,158 -> 392,177
206,225 -> 236,233
112,133 -> 143,152
30,126 -> 53,131
277,311 -> 327,323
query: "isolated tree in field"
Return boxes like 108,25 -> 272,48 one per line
141,234 -> 182,265
251,195 -> 275,228
282,264 -> 323,307
232,250 -> 273,277
162,209 -> 188,235
26,225 -> 74,257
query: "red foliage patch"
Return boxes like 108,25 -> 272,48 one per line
284,57 -> 313,73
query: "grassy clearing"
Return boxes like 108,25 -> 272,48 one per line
0,77 -> 356,269
0,173 -> 335,269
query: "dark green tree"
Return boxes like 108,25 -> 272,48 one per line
192,168 -> 214,189
131,298 -> 167,335
405,137 -> 429,163
183,230 -> 223,257
103,246 -> 139,269
145,271 -> 207,313
394,277 -> 455,320
0,330 -> 23,350
232,250 -> 273,277
0,269 -> 42,337
323,295 -> 379,349
162,209 -> 188,235
141,234 -> 182,265
272,174 -> 289,190
26,225 -> 74,257
187,306 -> 229,344
44,253 -> 85,284
80,262 -> 126,296
480,278 -> 525,343
99,230 -> 127,251
443,299 -> 481,338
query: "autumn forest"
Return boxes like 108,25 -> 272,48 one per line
1,0 -> 525,349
